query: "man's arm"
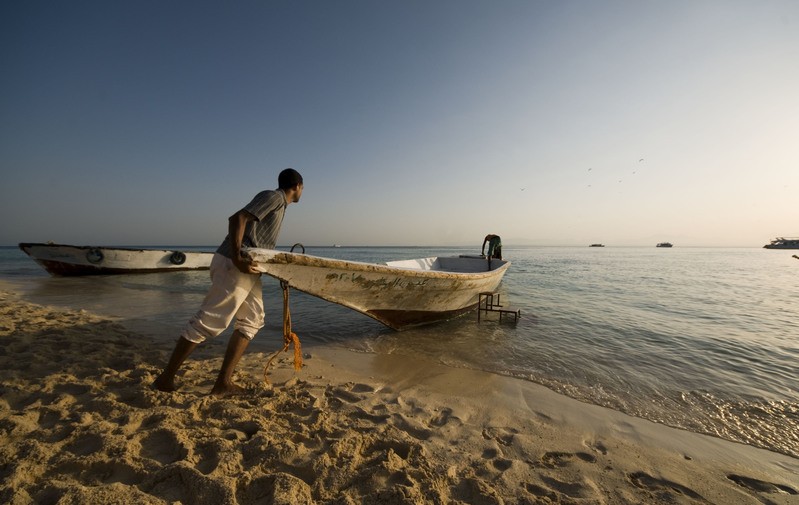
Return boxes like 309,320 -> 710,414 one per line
228,210 -> 259,273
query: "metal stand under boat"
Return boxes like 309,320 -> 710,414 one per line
477,291 -> 520,323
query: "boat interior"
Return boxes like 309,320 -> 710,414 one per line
385,256 -> 506,273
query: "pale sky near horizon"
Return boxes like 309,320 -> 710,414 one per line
1,1 -> 797,248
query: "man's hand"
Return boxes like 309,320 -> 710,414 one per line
228,210 -> 260,274
232,253 -> 259,274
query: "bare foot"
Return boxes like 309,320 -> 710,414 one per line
210,381 -> 248,397
152,374 -> 177,392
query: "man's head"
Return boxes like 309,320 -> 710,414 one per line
278,168 -> 304,203
278,168 -> 303,189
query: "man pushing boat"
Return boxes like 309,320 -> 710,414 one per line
153,168 -> 304,396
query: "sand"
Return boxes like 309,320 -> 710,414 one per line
1,289 -> 797,505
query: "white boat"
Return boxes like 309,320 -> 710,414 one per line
19,242 -> 213,276
763,237 -> 799,249
243,247 -> 511,330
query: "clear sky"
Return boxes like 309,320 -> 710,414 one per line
1,1 -> 797,247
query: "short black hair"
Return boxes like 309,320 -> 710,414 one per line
278,168 -> 303,190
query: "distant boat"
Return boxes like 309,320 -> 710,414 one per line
589,244 -> 605,247
656,242 -> 673,248
19,243 -> 213,276
244,247 -> 511,330
763,237 -> 799,249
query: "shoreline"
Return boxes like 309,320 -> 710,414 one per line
1,290 -> 797,504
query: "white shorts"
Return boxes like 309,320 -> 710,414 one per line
181,253 -> 265,343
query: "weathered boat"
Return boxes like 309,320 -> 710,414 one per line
19,242 -> 213,276
243,247 -> 511,330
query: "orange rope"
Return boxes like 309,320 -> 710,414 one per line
263,281 -> 303,384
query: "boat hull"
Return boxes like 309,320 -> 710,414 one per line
19,243 -> 213,276
244,248 -> 511,330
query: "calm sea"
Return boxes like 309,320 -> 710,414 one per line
1,245 -> 797,459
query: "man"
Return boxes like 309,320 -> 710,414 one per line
154,168 -> 304,396
482,234 -> 502,260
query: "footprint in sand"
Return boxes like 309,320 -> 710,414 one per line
236,473 -> 313,505
52,459 -> 144,487
143,464 -> 231,505
63,432 -> 104,456
99,461 -> 144,485
328,385 -> 368,404
351,406 -> 391,424
350,383 -> 376,394
524,482 -> 558,501
193,441 -> 222,475
391,414 -> 433,441
52,382 -> 92,397
231,420 -> 261,440
492,458 -> 513,471
222,428 -> 249,442
536,451 -> 597,469
138,428 -> 188,465
727,474 -> 798,496
539,475 -> 595,499
481,426 -> 518,446
37,407 -> 67,430
584,439 -> 608,455
369,439 -> 414,460
478,446 -> 514,472
429,407 -> 459,428
482,447 -> 500,459
628,471 -> 704,501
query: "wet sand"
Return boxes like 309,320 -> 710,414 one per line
1,289 -> 797,504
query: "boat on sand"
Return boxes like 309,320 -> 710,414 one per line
243,247 -> 511,330
19,242 -> 213,276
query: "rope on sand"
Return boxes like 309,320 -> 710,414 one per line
263,280 -> 303,384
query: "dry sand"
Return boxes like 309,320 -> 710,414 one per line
1,289 -> 797,504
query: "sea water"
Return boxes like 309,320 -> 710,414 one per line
1,245 -> 797,459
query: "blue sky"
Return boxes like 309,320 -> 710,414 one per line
2,1 -> 797,247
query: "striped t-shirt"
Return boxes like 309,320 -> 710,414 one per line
216,189 -> 288,258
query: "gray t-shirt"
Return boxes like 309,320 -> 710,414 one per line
216,189 -> 288,258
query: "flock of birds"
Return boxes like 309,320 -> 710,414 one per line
585,157 -> 645,188
519,157 -> 647,192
